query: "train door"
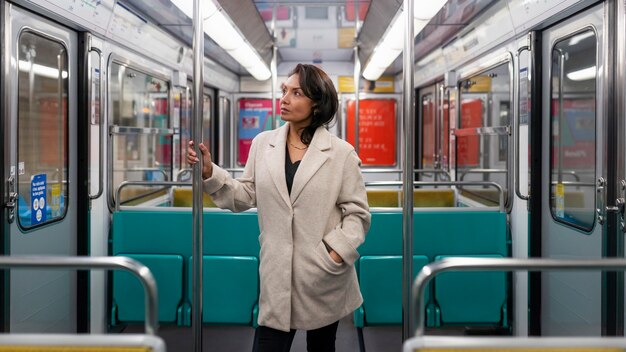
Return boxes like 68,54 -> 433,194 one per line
2,4 -> 78,332
540,4 -> 605,335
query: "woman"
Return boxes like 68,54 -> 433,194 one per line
187,64 -> 370,351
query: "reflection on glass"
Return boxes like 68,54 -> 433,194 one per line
457,63 -> 511,206
110,63 -> 171,205
203,95 -> 212,144
17,32 -> 68,228
421,94 -> 435,169
550,29 -> 597,231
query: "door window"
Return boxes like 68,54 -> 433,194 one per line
457,62 -> 511,206
549,29 -> 597,231
17,31 -> 69,229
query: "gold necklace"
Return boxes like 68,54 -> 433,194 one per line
288,140 -> 308,150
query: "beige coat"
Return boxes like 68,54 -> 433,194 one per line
203,123 -> 371,331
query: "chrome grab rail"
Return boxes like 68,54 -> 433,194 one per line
176,168 -> 193,181
412,257 -> 626,337
458,168 -> 507,181
118,167 -> 169,181
0,256 -> 158,335
514,44 -> 530,201
364,181 -> 504,212
115,181 -> 191,211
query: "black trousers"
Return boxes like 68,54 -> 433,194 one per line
252,321 -> 339,352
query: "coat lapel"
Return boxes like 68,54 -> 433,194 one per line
290,126 -> 331,203
265,124 -> 291,208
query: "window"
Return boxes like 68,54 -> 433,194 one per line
457,62 -> 511,206
421,94 -> 435,169
17,31 -> 68,228
550,29 -> 597,231
305,6 -> 328,19
203,95 -> 212,144
109,63 -> 171,205
237,98 -> 279,165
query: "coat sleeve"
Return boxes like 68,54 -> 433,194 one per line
202,137 -> 259,212
322,150 -> 371,266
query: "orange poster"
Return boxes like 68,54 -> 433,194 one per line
346,99 -> 396,166
457,98 -> 483,167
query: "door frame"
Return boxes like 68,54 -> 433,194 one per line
530,0 -> 620,336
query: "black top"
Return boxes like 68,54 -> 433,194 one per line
285,147 -> 301,195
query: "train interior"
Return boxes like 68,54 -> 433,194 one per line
2,0 -> 626,351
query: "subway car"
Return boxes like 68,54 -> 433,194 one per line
1,0 -> 625,351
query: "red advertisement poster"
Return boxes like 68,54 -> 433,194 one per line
346,99 -> 396,166
345,0 -> 370,21
457,98 -> 483,167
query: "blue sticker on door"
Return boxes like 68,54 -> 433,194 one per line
31,174 -> 47,225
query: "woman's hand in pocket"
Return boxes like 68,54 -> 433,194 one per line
328,249 -> 343,264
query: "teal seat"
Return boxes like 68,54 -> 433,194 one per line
187,256 -> 259,324
355,255 -> 429,326
434,254 -> 506,324
113,254 -> 183,323
111,210 -> 261,326
357,213 -> 402,256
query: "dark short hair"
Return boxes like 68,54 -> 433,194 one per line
288,64 -> 338,145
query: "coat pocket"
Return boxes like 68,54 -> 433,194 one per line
314,241 -> 348,275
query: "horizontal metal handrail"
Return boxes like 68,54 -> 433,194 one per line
115,181 -> 191,211
550,181 -> 596,187
459,168 -> 508,181
552,170 -> 584,182
412,257 -> 626,337
109,125 -> 174,135
364,181 -> 504,212
118,167 -> 169,181
0,256 -> 158,335
176,168 -> 193,181
452,126 -> 510,137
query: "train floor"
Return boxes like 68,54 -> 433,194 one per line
120,315 -> 404,351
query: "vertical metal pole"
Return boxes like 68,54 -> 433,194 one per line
271,44 -> 277,129
402,0 -> 415,341
557,50 -> 564,184
57,52 -> 63,192
354,1 -> 360,155
192,0 -> 204,351
271,5 -> 278,129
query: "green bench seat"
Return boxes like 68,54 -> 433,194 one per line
112,254 -> 184,323
186,256 -> 259,324
111,210 -> 260,326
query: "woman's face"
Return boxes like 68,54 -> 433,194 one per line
280,73 -> 314,127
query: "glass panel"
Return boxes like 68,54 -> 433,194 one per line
442,92 -> 450,169
457,63 -> 511,206
345,99 -> 397,166
421,94 -> 435,169
550,29 -> 597,231
17,32 -> 68,228
203,95 -> 212,144
237,98 -> 279,165
180,86 -> 192,173
109,63 -> 171,204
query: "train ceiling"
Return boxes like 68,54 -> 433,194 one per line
122,0 -> 496,78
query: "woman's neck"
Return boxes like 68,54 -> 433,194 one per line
288,124 -> 306,145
